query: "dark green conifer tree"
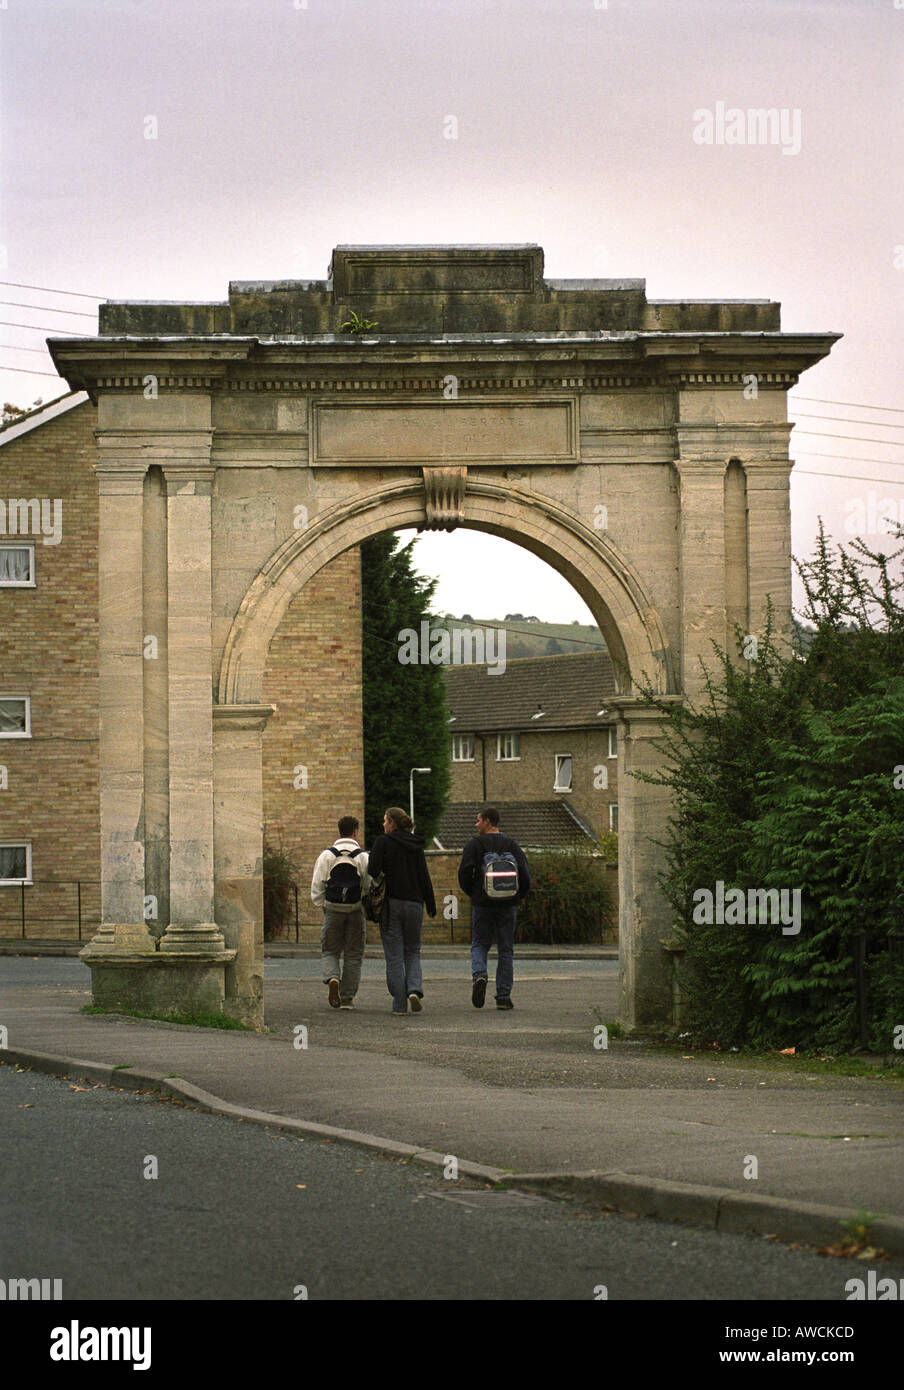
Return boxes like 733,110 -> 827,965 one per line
360,534 -> 451,847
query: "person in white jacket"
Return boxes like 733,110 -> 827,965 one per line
310,816 -> 370,1009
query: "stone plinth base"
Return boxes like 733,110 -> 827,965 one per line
80,948 -> 237,1021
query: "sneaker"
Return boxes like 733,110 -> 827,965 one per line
408,993 -> 423,1013
496,997 -> 514,1010
339,1000 -> 355,1010
472,976 -> 488,1008
327,978 -> 341,1009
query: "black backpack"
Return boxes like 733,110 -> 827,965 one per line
324,846 -> 364,905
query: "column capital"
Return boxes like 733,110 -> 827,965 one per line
608,695 -> 683,730
674,422 -> 793,464
94,463 -> 149,493
213,703 -> 277,733
163,463 -> 216,490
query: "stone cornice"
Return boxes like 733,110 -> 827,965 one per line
49,332 -> 841,399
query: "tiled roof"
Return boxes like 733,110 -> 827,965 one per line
443,651 -> 617,732
434,801 -> 596,852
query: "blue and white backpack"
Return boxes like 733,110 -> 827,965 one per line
481,843 -> 520,901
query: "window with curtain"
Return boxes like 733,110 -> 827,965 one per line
0,545 -> 34,585
497,733 -> 521,761
0,843 -> 30,882
554,754 -> 573,791
0,698 -> 29,736
452,734 -> 475,761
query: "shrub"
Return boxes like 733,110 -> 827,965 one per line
635,526 -> 904,1050
263,843 -> 300,941
516,847 -> 616,944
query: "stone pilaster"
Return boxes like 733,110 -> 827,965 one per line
609,697 -> 681,1031
159,461 -> 225,955
213,703 -> 276,1028
744,459 -> 794,654
673,451 -> 729,702
81,461 -> 152,958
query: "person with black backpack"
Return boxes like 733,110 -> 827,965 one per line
458,806 -> 531,1010
367,807 -> 436,1015
311,815 -> 370,1010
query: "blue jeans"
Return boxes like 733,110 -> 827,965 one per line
379,898 -> 424,1012
470,902 -> 517,1000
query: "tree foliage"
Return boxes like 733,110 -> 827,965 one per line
636,526 -> 904,1050
360,533 -> 451,847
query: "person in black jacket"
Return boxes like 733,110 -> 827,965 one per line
458,806 -> 531,1010
368,807 -> 436,1015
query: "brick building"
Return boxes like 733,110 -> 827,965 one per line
0,395 -> 364,940
438,651 -> 619,850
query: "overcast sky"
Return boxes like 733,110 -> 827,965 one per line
2,0 -> 902,622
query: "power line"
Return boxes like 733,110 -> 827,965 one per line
793,449 -> 904,468
0,365 -> 63,378
0,280 -> 105,300
791,395 -> 904,416
795,468 -> 904,487
0,342 -> 53,355
793,429 -> 904,449
0,299 -> 96,318
791,411 -> 904,432
0,320 -> 81,335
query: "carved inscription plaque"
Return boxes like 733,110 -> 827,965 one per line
311,399 -> 576,466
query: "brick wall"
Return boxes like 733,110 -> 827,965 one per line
262,545 -> 365,938
0,401 -> 101,937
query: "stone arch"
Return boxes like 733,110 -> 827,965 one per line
217,475 -> 675,706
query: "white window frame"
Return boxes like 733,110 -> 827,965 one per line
0,840 -> 32,885
0,543 -> 35,587
554,753 -> 573,792
608,726 -> 618,759
609,803 -> 619,832
497,732 -> 521,761
451,734 -> 475,762
0,695 -> 31,738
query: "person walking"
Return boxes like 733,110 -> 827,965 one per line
367,807 -> 436,1015
310,815 -> 370,1010
458,806 -> 531,1010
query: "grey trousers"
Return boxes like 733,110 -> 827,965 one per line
379,898 -> 424,1012
321,906 -> 366,1000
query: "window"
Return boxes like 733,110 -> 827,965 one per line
0,696 -> 30,738
608,726 -> 617,758
497,732 -> 521,761
609,804 -> 619,832
452,734 -> 475,762
0,544 -> 35,587
554,754 -> 573,792
0,842 -> 31,884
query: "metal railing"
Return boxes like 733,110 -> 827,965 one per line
0,879 -> 101,940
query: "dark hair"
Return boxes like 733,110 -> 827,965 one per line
385,806 -> 413,832
338,815 -> 359,838
479,806 -> 500,826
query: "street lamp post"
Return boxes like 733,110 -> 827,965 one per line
409,766 -> 432,825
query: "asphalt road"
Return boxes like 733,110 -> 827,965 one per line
4,1064 -> 900,1302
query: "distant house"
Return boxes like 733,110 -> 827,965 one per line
437,651 -> 619,851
